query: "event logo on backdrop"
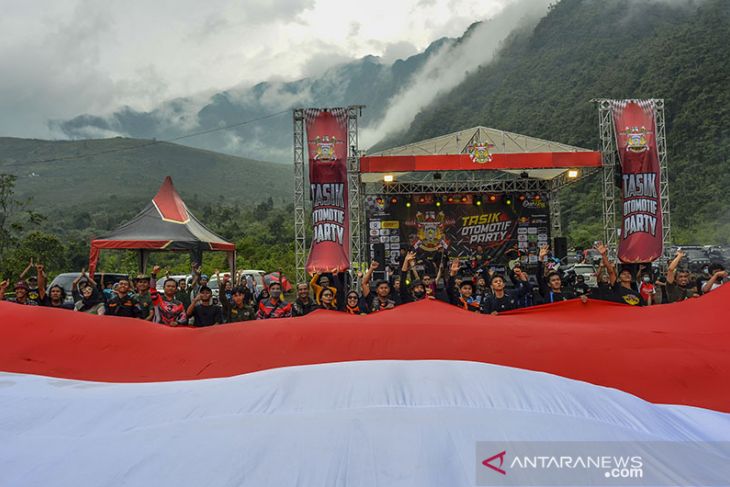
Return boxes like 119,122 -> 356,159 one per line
365,194 -> 550,268
305,108 -> 350,274
467,139 -> 496,164
610,100 -> 663,263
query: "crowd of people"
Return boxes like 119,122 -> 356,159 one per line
1,243 -> 727,325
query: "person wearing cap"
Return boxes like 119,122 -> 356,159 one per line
25,275 -> 40,302
256,281 -> 292,319
446,259 -> 481,312
18,258 -> 42,302
0,279 -> 39,305
597,242 -> 645,306
186,285 -> 223,326
361,261 -> 396,312
133,274 -> 154,320
398,250 -> 430,304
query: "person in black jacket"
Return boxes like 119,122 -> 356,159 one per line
481,270 -> 530,315
446,259 -> 481,312
399,251 -> 430,304
292,282 -> 319,317
537,244 -> 587,304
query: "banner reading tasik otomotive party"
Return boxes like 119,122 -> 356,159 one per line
611,99 -> 663,263
305,108 -> 350,274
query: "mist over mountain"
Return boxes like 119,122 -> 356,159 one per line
53,0 -> 552,162
382,0 -> 730,243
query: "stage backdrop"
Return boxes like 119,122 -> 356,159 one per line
611,99 -> 663,263
305,108 -> 350,274
365,193 -> 550,269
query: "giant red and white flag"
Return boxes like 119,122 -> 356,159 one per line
1,289 -> 730,486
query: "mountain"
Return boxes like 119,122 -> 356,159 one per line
0,137 -> 292,211
377,0 -> 730,245
54,40 -> 451,163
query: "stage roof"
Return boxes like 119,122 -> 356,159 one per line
360,126 -> 602,181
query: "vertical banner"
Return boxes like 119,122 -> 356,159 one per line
611,100 -> 663,263
305,108 -> 350,274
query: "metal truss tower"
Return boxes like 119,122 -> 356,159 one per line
292,108 -> 306,285
654,99 -> 672,248
595,99 -> 618,250
346,106 -> 365,285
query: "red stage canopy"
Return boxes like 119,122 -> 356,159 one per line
360,151 -> 602,173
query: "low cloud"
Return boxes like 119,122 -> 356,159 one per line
360,0 -> 553,149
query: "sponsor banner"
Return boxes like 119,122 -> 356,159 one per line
305,109 -> 350,274
476,441 -> 730,486
611,100 -> 663,263
364,193 -> 549,270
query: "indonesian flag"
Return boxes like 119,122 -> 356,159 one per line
1,288 -> 730,486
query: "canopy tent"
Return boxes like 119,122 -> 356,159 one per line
360,125 -> 602,181
88,176 -> 235,278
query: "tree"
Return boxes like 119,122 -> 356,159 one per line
0,174 -> 45,265
7,232 -> 67,277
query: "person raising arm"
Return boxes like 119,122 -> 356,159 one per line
361,261 -> 396,312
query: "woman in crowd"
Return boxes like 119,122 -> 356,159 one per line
74,283 -> 105,315
343,290 -> 368,315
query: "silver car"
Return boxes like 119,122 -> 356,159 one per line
565,263 -> 598,288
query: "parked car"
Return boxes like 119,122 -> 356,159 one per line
48,272 -> 129,304
208,272 -> 234,303
677,246 -> 710,273
706,246 -> 729,267
240,270 -> 266,294
155,274 -> 192,292
564,263 -> 598,288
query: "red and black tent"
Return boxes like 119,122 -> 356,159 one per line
88,177 -> 235,277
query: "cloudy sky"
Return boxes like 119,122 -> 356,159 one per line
0,0 -> 516,139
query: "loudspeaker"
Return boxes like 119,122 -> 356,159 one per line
373,243 -> 386,268
553,237 -> 568,260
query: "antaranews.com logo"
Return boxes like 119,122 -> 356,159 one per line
481,449 -> 643,480
475,441 -> 730,486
